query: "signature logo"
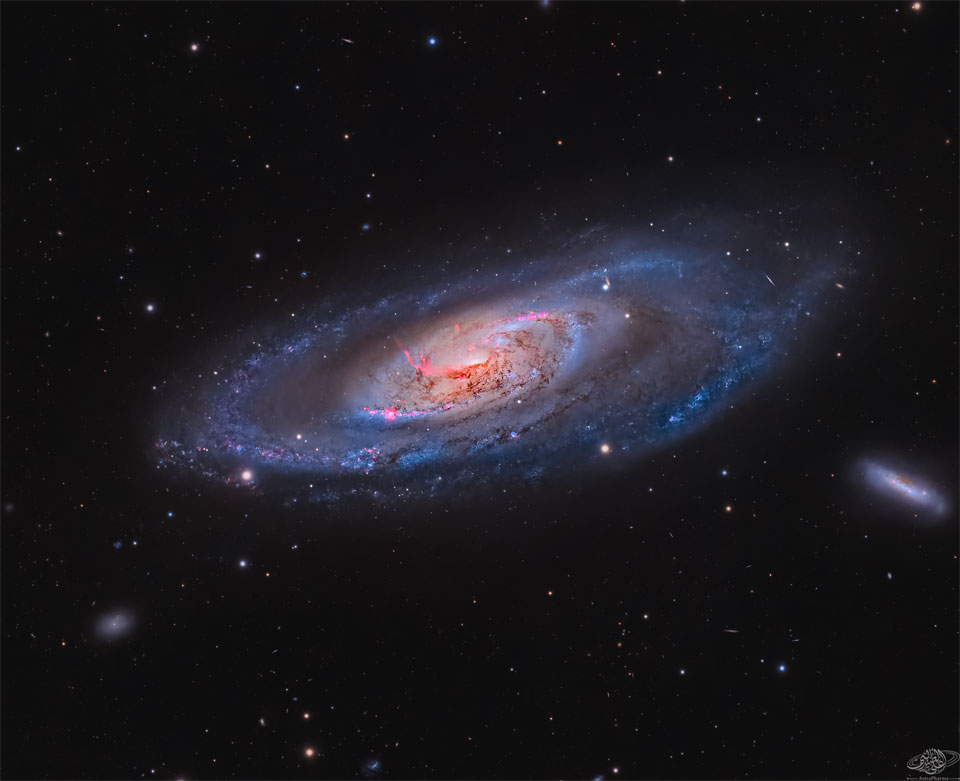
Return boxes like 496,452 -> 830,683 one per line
907,748 -> 960,776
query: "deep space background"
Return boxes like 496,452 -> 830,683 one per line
2,2 -> 958,780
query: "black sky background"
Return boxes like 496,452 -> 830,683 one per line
2,2 -> 958,780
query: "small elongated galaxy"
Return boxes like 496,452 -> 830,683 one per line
156,203 -> 843,503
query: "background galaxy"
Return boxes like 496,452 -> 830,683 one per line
2,3 -> 957,781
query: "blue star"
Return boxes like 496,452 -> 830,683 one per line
427,36 -> 437,46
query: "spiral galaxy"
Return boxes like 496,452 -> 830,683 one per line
155,207 -> 841,503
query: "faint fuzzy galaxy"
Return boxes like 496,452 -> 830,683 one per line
155,199 -> 850,504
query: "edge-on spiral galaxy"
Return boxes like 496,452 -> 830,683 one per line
155,201 -> 845,504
